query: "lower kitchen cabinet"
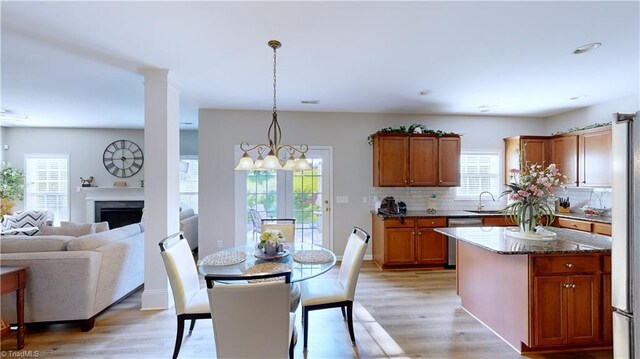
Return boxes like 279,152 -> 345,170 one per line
530,254 -> 609,350
372,215 -> 447,269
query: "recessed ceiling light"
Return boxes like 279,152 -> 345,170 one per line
570,95 -> 588,101
419,90 -> 432,96
572,42 -> 602,54
301,100 -> 319,105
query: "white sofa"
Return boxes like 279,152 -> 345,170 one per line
180,208 -> 198,250
0,223 -> 144,331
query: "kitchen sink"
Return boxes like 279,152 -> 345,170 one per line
465,210 -> 504,214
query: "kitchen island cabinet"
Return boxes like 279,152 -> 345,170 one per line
435,227 -> 612,354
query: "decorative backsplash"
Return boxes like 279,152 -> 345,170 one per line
369,186 -> 612,214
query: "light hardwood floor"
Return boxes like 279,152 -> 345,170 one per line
1,262 -> 613,358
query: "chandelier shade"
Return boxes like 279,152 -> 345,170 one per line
234,40 -> 311,171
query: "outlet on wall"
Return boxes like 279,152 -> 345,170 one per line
336,196 -> 349,204
217,240 -> 223,248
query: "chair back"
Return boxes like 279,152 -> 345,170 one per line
205,272 -> 292,359
249,209 -> 262,231
159,232 -> 201,315
261,218 -> 296,242
337,227 -> 370,301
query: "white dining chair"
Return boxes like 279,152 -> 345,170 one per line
205,271 -> 296,359
299,226 -> 370,351
159,232 -> 212,359
261,218 -> 296,242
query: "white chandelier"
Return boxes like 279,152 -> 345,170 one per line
234,40 -> 311,171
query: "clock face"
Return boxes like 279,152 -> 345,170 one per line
103,140 -> 144,178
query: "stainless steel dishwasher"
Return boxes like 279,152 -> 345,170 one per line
447,217 -> 483,266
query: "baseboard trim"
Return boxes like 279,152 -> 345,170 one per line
141,288 -> 173,310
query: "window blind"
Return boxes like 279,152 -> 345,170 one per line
456,153 -> 500,199
25,155 -> 69,223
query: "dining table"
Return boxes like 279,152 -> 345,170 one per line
198,242 -> 337,312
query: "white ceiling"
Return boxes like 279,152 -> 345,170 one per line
1,1 -> 638,129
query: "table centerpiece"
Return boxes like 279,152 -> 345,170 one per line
258,228 -> 285,256
501,155 -> 567,239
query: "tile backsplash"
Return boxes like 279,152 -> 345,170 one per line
369,186 -> 612,214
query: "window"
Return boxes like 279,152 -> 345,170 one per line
455,152 -> 500,199
25,154 -> 69,224
179,156 -> 199,213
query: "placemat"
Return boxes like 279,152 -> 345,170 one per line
243,262 -> 291,282
201,251 -> 247,266
293,250 -> 334,264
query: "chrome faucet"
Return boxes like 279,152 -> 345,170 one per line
478,191 -> 495,210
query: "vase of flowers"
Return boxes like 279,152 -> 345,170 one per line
501,160 -> 567,235
258,229 -> 284,256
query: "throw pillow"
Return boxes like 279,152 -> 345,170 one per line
0,210 -> 54,236
61,221 -> 109,233
39,223 -> 96,237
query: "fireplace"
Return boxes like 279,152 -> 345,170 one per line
94,201 -> 144,229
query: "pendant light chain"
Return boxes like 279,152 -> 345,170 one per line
273,45 -> 277,113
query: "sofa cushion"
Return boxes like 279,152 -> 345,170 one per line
60,221 -> 109,233
1,210 -> 54,236
180,208 -> 195,220
39,223 -> 96,237
66,223 -> 141,251
0,235 -> 74,253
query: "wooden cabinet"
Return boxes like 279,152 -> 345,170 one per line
504,136 -> 549,183
531,254 -> 601,348
437,136 -> 461,186
372,215 -> 447,269
372,133 -> 460,187
550,135 -> 578,186
579,129 -> 612,187
553,217 -> 611,236
482,216 -> 514,226
602,255 -> 612,344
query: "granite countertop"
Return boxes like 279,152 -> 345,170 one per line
373,210 -> 612,224
435,227 -> 611,255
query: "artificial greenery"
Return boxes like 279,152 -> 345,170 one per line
367,124 -> 457,145
0,162 -> 25,218
551,122 -> 611,136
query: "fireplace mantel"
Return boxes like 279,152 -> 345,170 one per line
83,187 -> 144,223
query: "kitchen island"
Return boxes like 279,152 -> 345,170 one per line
435,226 -> 612,354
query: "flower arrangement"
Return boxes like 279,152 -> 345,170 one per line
501,159 -> 567,233
258,229 -> 284,249
0,162 -> 25,219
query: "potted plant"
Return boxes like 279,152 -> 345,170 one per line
501,160 -> 567,235
0,162 -> 25,219
258,229 -> 284,256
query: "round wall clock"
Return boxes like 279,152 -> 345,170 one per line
102,139 -> 144,178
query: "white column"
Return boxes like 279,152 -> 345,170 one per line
140,68 -> 180,310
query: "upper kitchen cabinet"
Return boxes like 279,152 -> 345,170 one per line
579,128 -> 612,187
372,133 -> 460,187
504,136 -> 550,183
550,135 -> 578,186
438,136 -> 461,186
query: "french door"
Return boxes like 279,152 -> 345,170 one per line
235,147 -> 332,249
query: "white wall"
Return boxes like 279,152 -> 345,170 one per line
3,127 -> 197,222
546,95 -> 639,134
198,109 -> 547,258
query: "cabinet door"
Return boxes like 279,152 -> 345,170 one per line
438,137 -> 461,186
482,216 -> 514,226
378,136 -> 408,186
409,137 -> 437,186
567,274 -> 599,344
579,129 -> 612,187
415,228 -> 446,264
533,275 -> 568,347
550,136 -> 578,186
602,273 -> 612,344
521,138 -> 548,168
385,228 -> 415,264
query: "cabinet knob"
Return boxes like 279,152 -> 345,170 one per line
404,180 -> 408,184
571,223 -> 577,227
418,232 -> 422,235
564,284 -> 571,288
571,284 -> 576,288
565,263 -> 573,268
410,179 -> 414,183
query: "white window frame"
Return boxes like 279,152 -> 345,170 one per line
455,151 -> 501,200
179,155 -> 199,213
24,153 -> 70,224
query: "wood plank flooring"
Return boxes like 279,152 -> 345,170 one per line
1,262 -> 613,358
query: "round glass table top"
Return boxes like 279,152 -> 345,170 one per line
198,242 -> 336,283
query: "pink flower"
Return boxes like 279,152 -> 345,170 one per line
508,168 -> 520,174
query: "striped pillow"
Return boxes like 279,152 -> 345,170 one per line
1,210 -> 54,236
